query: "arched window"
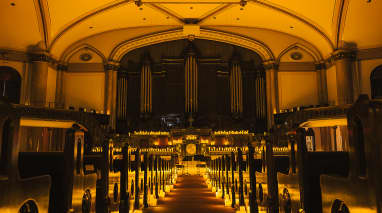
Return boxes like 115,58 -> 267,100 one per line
0,66 -> 21,104
370,65 -> 382,99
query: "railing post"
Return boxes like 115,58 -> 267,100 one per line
248,144 -> 259,213
231,152 -> 236,208
238,148 -> 245,207
119,145 -> 129,212
143,152 -> 148,208
134,149 -> 140,209
226,154 -> 230,197
266,137 -> 279,213
221,156 -> 225,199
155,156 -> 159,199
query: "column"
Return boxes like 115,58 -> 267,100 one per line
140,55 -> 152,114
104,62 -> 119,129
264,61 -> 279,129
184,42 -> 198,113
55,64 -> 67,108
230,56 -> 243,114
333,49 -> 355,105
30,51 -> 49,107
315,62 -> 328,105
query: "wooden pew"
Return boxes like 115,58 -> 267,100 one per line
320,95 -> 382,213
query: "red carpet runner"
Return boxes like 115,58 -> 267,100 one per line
143,175 -> 235,213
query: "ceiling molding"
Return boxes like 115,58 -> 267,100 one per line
61,43 -> 107,64
146,3 -> 185,23
109,28 -> 275,62
333,0 -> 350,48
276,43 -> 321,63
198,4 -> 234,24
252,0 -> 335,51
33,0 -> 51,49
48,0 -> 129,52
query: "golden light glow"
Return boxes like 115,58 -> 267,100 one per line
91,146 -> 103,153
172,139 -> 183,144
133,131 -> 170,136
299,118 -> 347,128
213,130 -> 249,135
185,135 -> 197,140
200,139 -> 209,144
20,118 -> 76,128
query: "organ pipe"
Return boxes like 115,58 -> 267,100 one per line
117,73 -> 128,121
185,45 -> 198,113
140,57 -> 152,114
230,59 -> 243,114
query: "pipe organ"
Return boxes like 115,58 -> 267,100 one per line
230,57 -> 243,114
140,57 -> 152,114
184,45 -> 198,113
117,73 -> 128,121
116,39 -> 267,132
255,70 -> 267,121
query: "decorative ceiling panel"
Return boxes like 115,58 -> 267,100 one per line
0,0 -> 42,51
342,0 -> 382,49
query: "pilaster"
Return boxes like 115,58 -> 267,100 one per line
332,49 -> 356,105
263,61 -> 279,129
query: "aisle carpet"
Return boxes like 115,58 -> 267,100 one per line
143,175 -> 235,213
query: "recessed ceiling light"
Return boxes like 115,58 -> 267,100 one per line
10,2 -> 15,6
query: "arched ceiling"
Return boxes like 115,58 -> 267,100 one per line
1,0 -> 381,60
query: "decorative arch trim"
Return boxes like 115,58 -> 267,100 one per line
276,43 -> 322,63
61,43 -> 107,64
109,29 -> 275,62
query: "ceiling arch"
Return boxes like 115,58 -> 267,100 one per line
109,28 -> 275,62
1,0 -> 381,56
276,43 -> 321,63
62,43 -> 107,64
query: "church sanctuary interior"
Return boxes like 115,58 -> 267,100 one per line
1,0 -> 382,212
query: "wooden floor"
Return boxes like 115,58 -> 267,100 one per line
143,175 -> 236,213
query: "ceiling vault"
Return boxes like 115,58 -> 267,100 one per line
198,4 -> 234,24
252,0 -> 335,50
146,4 -> 185,23
48,0 -> 129,52
333,0 -> 350,48
34,0 -> 50,49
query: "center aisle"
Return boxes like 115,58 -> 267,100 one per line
143,175 -> 235,213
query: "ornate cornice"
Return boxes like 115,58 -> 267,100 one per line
331,49 -> 356,61
314,62 -> 326,70
57,64 -> 68,71
105,61 -> 120,71
262,61 -> 279,70
29,52 -> 51,62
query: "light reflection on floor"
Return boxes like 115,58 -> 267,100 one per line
143,175 -> 236,213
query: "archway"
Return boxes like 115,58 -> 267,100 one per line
115,39 -> 267,133
370,65 -> 382,99
0,66 -> 21,104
